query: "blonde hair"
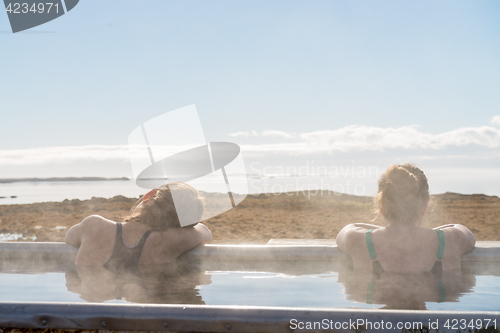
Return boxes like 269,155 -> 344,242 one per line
375,163 -> 429,224
124,182 -> 204,230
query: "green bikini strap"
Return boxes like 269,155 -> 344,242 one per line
366,280 -> 376,304
365,229 -> 377,261
435,229 -> 445,261
437,280 -> 446,302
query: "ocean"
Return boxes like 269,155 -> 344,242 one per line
0,180 -> 146,205
1,171 -> 499,206
0,176 -> 380,205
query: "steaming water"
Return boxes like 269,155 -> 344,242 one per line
0,270 -> 498,311
0,233 -> 36,241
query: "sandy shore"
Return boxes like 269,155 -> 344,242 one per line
0,191 -> 498,243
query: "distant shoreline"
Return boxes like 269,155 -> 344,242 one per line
0,190 -> 498,242
0,177 -> 130,184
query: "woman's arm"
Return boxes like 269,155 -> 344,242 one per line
336,223 -> 379,254
433,224 -> 457,230
453,224 -> 476,253
336,224 -> 353,254
65,222 -> 85,247
352,223 -> 382,230
435,224 -> 476,254
167,223 -> 212,258
65,215 -> 102,248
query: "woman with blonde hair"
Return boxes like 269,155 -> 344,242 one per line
336,163 -> 475,273
65,182 -> 212,268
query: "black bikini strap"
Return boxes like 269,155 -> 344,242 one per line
137,229 -> 154,248
115,222 -> 123,239
136,229 -> 154,262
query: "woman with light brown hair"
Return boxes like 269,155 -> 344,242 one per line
336,163 -> 475,273
65,182 -> 212,268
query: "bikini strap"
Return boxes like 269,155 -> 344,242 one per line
103,223 -> 122,267
433,229 -> 446,302
136,229 -> 154,252
365,229 -> 378,261
136,229 -> 154,261
366,280 -> 376,304
116,222 -> 123,239
365,229 -> 379,304
434,229 -> 445,261
437,280 -> 446,302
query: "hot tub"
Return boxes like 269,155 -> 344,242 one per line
0,240 -> 498,332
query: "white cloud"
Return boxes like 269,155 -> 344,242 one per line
0,145 -> 131,166
0,144 -> 202,166
299,125 -> 500,152
240,125 -> 500,154
492,116 -> 500,127
228,131 -> 258,137
434,126 -> 500,148
228,130 -> 296,139
241,143 -> 310,154
1,124 -> 500,166
261,130 -> 296,139
299,125 -> 424,151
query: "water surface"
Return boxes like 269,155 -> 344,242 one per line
0,266 -> 498,311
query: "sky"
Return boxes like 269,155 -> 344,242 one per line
1,0 -> 500,196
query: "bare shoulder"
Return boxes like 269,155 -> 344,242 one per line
438,224 -> 476,254
80,215 -> 113,227
65,215 -> 114,247
336,224 -> 370,255
76,215 -> 115,236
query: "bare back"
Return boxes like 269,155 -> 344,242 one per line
336,223 -> 475,272
66,215 -> 212,266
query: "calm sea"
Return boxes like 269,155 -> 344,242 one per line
0,180 -> 146,205
0,177 -> 377,205
1,174 -> 499,205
